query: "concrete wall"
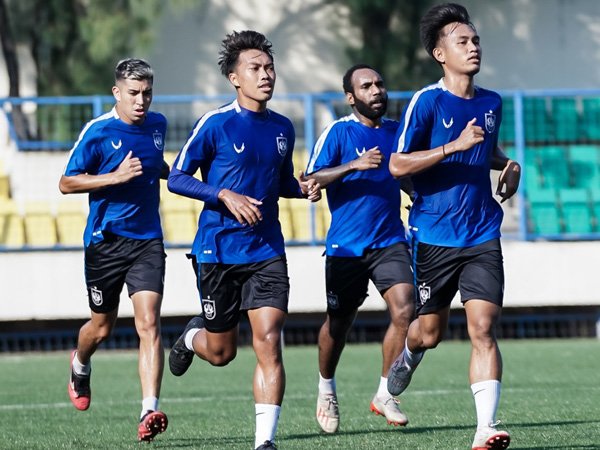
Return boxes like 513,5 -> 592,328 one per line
1,241 -> 599,322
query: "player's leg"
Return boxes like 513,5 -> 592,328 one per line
460,240 -> 509,450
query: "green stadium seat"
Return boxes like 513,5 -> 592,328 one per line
558,188 -> 593,233
568,145 -> 600,190
536,146 -> 570,188
524,152 -> 543,195
527,188 -> 561,234
582,97 -> 600,141
552,98 -> 580,143
499,97 -> 515,145
524,97 -> 553,144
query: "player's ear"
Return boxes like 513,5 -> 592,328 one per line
432,47 -> 445,64
228,72 -> 240,89
345,92 -> 355,107
112,85 -> 121,102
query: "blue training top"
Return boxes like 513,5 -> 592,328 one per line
168,100 -> 302,264
306,114 -> 407,257
63,107 -> 166,247
394,79 -> 504,247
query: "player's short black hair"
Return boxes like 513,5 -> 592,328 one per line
218,30 -> 274,77
342,64 -> 377,94
114,58 -> 153,82
420,3 -> 473,57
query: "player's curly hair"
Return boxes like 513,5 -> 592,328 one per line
114,58 -> 153,82
342,64 -> 376,94
420,3 -> 473,58
218,30 -> 274,77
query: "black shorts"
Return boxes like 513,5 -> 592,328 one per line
84,233 -> 166,313
325,242 -> 413,317
193,255 -> 289,333
413,238 -> 504,315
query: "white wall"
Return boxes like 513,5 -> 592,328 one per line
1,241 -> 598,322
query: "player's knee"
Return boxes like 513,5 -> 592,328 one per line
207,348 -> 237,367
420,332 -> 443,349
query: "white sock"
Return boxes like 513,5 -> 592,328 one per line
72,351 -> 91,376
141,396 -> 159,419
318,373 -> 336,395
376,376 -> 390,399
471,379 -> 501,429
184,328 -> 201,351
404,339 -> 424,369
254,403 -> 280,449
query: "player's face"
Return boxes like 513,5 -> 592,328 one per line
348,68 -> 388,123
229,49 -> 276,112
436,22 -> 481,76
112,78 -> 153,125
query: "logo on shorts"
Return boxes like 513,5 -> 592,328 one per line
417,283 -> 430,305
202,297 -> 216,320
90,287 -> 103,306
326,291 -> 339,310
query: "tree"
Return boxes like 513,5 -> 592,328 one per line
4,0 -> 163,96
327,0 -> 439,91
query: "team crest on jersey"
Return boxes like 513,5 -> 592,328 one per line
417,283 -> 430,305
202,298 -> 216,320
90,287 -> 103,306
326,292 -> 339,310
153,131 -> 164,151
276,134 -> 288,156
485,110 -> 496,133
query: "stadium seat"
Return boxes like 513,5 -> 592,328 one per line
527,188 -> 562,235
278,198 -> 294,241
160,196 -> 197,244
23,201 -> 58,247
0,199 -> 25,247
551,97 -> 580,143
535,146 -> 570,188
498,97 -> 515,145
581,97 -> 600,141
288,200 -> 313,241
568,145 -> 600,190
0,175 -> 10,199
558,188 -> 593,234
293,149 -> 309,173
524,97 -> 553,144
56,200 -> 87,246
523,148 -> 543,194
315,196 -> 331,241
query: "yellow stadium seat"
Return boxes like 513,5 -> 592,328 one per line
315,197 -> 331,240
0,199 -> 25,247
289,200 -> 313,241
24,201 -> 58,247
56,200 -> 87,246
278,198 -> 294,241
0,175 -> 10,199
161,195 -> 197,244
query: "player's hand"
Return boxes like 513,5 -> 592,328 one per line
450,118 -> 485,153
298,171 -> 321,202
350,146 -> 384,171
496,160 -> 521,203
114,151 -> 143,183
218,189 -> 263,226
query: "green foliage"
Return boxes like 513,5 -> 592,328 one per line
5,0 -> 163,95
328,0 -> 440,90
0,340 -> 599,448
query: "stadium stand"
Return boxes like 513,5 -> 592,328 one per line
23,201 -> 58,247
559,188 -> 594,234
55,200 -> 87,246
527,188 -> 562,235
0,198 -> 24,247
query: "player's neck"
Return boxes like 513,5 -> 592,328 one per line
441,73 -> 475,99
237,96 -> 268,113
353,111 -> 382,129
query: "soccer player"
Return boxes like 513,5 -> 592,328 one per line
59,58 -> 170,442
386,4 -> 520,450
305,64 -> 414,433
167,30 -> 320,450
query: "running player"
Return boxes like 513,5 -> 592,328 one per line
167,30 -> 320,450
59,58 -> 170,442
386,4 -> 520,450
305,64 -> 414,433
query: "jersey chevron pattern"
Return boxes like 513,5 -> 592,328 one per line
64,108 -> 166,246
172,100 -> 299,264
394,79 -> 504,247
307,114 -> 407,257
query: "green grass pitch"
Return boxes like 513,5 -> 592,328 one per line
1,339 -> 599,449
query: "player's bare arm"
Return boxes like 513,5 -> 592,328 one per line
298,171 -> 322,202
307,146 -> 383,188
218,188 -> 263,226
389,118 -> 484,178
160,160 -> 170,180
59,150 -> 143,194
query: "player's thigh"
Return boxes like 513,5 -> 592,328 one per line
325,255 -> 370,317
459,239 -> 504,307
84,234 -> 129,313
125,238 -> 166,299
241,255 -> 290,314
